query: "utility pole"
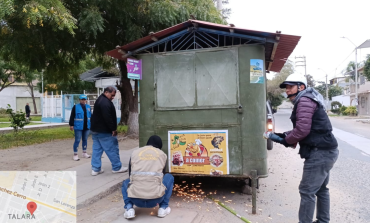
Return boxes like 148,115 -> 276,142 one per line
318,68 -> 329,111
217,0 -> 223,11
295,56 -> 308,86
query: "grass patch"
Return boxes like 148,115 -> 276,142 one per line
117,125 -> 128,133
328,114 -> 339,117
0,125 -> 129,149
0,127 -> 74,149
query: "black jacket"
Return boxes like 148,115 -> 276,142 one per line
69,104 -> 88,130
91,94 -> 117,133
291,92 -> 338,150
25,105 -> 31,114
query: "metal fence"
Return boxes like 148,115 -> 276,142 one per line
42,92 -> 121,122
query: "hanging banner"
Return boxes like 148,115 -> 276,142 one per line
250,59 -> 264,83
168,130 -> 229,175
127,58 -> 142,80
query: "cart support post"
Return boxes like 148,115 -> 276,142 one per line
250,170 -> 257,214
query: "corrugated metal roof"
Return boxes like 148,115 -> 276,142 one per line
106,20 -> 301,73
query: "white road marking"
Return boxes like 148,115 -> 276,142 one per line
355,133 -> 366,138
333,127 -> 370,155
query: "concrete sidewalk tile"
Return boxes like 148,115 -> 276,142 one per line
69,147 -> 137,209
111,207 -> 198,223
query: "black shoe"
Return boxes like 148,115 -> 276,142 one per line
313,221 -> 319,223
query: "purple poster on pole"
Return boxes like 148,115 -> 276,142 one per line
127,58 -> 142,80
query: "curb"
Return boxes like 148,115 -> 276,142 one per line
76,180 -> 123,209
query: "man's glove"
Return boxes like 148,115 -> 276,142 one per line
263,131 -> 272,139
263,132 -> 296,148
274,132 -> 286,138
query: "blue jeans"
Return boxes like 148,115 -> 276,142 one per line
122,174 -> 174,210
73,129 -> 90,153
91,132 -> 122,172
299,148 -> 339,223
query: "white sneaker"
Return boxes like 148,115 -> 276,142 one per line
123,208 -> 135,219
112,166 -> 128,173
91,169 -> 104,176
82,152 -> 91,158
73,154 -> 80,161
158,207 -> 171,218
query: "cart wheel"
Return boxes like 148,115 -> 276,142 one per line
267,139 -> 273,150
241,179 -> 252,195
241,184 -> 252,195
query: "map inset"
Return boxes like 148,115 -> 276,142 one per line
0,171 -> 76,223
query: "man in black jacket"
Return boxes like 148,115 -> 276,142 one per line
90,86 -> 128,176
25,103 -> 31,121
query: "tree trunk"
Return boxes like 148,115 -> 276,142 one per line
117,61 -> 130,125
27,82 -> 38,114
117,60 -> 139,136
127,111 -> 139,135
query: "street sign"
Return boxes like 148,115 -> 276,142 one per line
127,58 -> 142,80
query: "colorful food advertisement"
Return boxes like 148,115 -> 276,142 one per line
168,130 -> 229,175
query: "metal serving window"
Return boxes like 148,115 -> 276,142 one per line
155,48 -> 239,110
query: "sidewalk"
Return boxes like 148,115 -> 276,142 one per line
70,147 -> 136,209
0,122 -> 68,132
74,146 -> 199,223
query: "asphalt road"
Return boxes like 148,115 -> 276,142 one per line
79,109 -> 370,223
274,109 -> 370,223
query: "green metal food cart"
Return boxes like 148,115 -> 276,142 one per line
107,20 -> 300,212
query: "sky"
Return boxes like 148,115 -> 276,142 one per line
227,0 -> 370,82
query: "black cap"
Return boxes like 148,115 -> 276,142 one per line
279,81 -> 302,89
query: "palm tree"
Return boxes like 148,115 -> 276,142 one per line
342,61 -> 362,81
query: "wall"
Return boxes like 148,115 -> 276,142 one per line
0,84 -> 42,112
332,95 -> 350,106
358,94 -> 370,116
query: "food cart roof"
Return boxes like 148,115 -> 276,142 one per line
106,20 -> 301,73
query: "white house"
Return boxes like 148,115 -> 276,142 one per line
0,82 -> 41,113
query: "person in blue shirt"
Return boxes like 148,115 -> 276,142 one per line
69,94 -> 91,161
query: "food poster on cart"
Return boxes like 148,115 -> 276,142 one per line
168,130 -> 229,175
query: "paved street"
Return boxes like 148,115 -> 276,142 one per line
274,109 -> 370,223
77,109 -> 370,223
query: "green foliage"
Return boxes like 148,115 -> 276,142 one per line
0,130 -> 40,149
314,84 -> 343,100
330,101 -> 342,114
342,61 -> 361,80
0,0 -> 77,34
267,92 -> 285,109
340,105 -> 347,115
0,125 -> 128,149
117,125 -> 128,134
5,104 -> 29,132
0,59 -> 23,92
344,106 -> 357,116
363,54 -> 370,81
0,127 -> 72,149
0,108 -> 7,114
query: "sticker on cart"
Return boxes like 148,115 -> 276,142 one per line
168,130 -> 229,175
250,59 -> 264,84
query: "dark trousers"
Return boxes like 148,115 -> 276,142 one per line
298,148 -> 339,223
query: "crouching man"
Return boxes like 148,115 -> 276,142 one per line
121,135 -> 174,219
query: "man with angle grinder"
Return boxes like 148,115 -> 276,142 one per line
263,73 -> 339,223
